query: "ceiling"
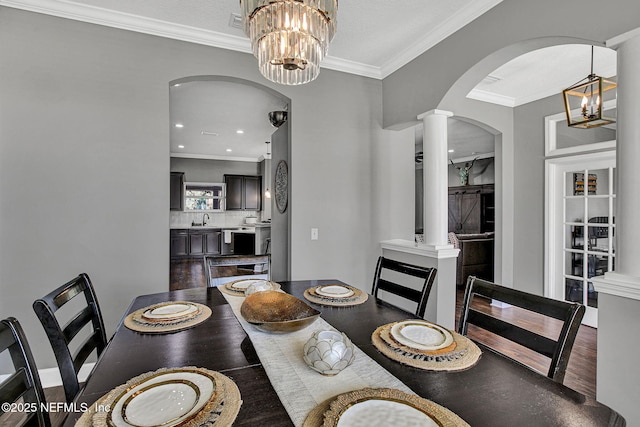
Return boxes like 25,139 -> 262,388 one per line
170,79 -> 286,161
468,45 -> 617,107
4,0 -> 618,160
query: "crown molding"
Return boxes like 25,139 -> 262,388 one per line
1,0 -> 380,78
466,88 -> 515,107
2,0 -> 502,82
1,0 -> 253,53
379,0 -> 503,78
321,55 -> 382,80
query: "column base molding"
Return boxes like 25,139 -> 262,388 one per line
592,272 -> 640,301
380,239 -> 459,259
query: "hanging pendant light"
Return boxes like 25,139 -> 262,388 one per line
562,46 -> 617,129
240,0 -> 338,85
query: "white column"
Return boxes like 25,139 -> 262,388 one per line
613,33 -> 640,276
592,28 -> 640,423
418,109 -> 453,247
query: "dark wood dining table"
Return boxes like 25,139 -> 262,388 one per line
63,279 -> 625,427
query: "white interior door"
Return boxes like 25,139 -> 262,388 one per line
546,151 -> 616,327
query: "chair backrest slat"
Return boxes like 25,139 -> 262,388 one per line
0,317 -> 51,427
371,256 -> 437,318
466,310 -> 558,358
458,276 -> 585,383
0,370 -> 30,406
61,306 -> 94,344
33,273 -> 107,403
205,254 -> 270,287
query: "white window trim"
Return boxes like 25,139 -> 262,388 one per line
545,99 -> 617,157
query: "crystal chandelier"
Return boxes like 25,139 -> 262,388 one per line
562,46 -> 617,129
240,0 -> 338,85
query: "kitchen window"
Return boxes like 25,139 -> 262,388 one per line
184,183 -> 225,211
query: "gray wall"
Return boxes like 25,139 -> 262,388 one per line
0,7 -> 386,370
556,123 -> 616,150
382,0 -> 640,128
511,95 -> 559,294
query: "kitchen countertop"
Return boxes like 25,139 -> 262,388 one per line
170,223 -> 271,231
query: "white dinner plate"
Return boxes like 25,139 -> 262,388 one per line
315,285 -> 355,298
108,370 -> 216,427
229,279 -> 264,290
142,303 -> 198,320
122,380 -> 199,426
336,399 -> 439,427
390,321 -> 454,351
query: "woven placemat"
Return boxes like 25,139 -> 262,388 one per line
372,321 -> 481,371
123,302 -> 212,333
302,387 -> 469,427
303,284 -> 368,307
75,367 -> 241,427
218,280 -> 281,297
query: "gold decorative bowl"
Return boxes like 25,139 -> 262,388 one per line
240,291 -> 321,333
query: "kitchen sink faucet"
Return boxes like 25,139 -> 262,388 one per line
203,213 -> 210,226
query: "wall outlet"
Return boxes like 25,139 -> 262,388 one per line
311,228 -> 318,240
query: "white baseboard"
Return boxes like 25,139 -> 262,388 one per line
38,363 -> 95,389
490,300 -> 512,309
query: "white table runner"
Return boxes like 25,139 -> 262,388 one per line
221,292 -> 414,426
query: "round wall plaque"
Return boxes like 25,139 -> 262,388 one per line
275,160 -> 288,214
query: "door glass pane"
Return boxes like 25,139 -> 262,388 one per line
566,198 -> 583,223
589,168 -> 608,195
565,278 -> 583,303
568,225 -> 584,250
568,170 -> 587,195
587,197 -> 608,219
566,251 -> 583,277
588,254 -> 608,278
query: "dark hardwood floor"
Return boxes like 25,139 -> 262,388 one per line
168,258 -> 597,398
170,259 -> 207,290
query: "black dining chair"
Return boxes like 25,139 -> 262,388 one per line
0,317 -> 51,427
371,256 -> 437,318
33,273 -> 108,403
204,254 -> 270,287
458,276 -> 585,383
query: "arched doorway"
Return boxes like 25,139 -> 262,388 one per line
168,76 -> 291,286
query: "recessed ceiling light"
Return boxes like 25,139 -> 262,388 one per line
173,83 -> 181,87
201,131 -> 219,136
448,149 -> 455,153
236,130 -> 244,134
226,148 -> 232,152
175,123 -> 184,128
178,145 -> 185,149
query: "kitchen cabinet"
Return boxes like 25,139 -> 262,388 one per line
224,175 -> 262,211
170,229 -> 189,258
170,228 -> 221,259
170,172 -> 185,211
